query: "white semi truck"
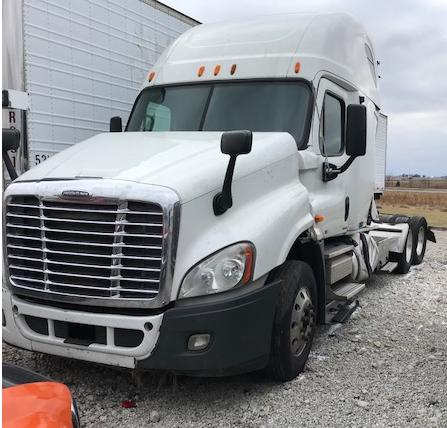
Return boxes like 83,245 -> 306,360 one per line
3,13 -> 436,381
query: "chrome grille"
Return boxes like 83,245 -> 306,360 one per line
6,195 -> 165,300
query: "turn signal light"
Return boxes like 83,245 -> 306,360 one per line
230,64 -> 237,75
147,71 -> 155,82
294,62 -> 301,74
214,64 -> 221,76
197,66 -> 205,77
242,246 -> 254,284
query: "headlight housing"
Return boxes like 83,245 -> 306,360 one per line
178,242 -> 255,299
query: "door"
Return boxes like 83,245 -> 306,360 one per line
307,78 -> 349,237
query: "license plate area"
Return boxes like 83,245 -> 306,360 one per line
54,321 -> 106,346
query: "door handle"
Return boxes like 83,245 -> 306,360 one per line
345,196 -> 350,221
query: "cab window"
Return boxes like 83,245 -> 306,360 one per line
320,93 -> 345,156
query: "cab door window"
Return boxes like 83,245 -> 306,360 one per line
320,93 -> 345,156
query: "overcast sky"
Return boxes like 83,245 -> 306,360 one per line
164,0 -> 447,177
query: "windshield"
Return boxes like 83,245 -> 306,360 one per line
126,81 -> 312,146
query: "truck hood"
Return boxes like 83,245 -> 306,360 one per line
18,132 -> 298,202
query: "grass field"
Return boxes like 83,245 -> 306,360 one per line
386,178 -> 447,189
378,189 -> 447,228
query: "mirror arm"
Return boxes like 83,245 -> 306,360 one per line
322,155 -> 357,182
213,155 -> 237,216
339,155 -> 357,173
3,150 -> 18,180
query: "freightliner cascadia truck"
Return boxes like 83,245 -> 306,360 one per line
3,13 -> 436,381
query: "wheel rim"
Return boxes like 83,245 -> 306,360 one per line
416,227 -> 425,256
405,228 -> 413,263
290,287 -> 315,356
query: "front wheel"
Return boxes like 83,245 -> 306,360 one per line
265,260 -> 317,381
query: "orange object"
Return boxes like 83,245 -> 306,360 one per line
294,62 -> 301,73
147,71 -> 156,82
242,246 -> 254,284
230,64 -> 237,75
197,65 -> 205,77
213,64 -> 221,76
314,214 -> 325,223
3,382 -> 73,428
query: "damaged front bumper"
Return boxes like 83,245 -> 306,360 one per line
3,279 -> 280,376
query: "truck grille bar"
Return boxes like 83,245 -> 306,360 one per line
6,195 -> 165,301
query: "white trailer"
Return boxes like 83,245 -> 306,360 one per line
2,0 -> 198,176
3,13 -> 435,381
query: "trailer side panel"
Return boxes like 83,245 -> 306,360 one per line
23,0 -> 196,167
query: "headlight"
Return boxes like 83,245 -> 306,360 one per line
178,242 -> 255,299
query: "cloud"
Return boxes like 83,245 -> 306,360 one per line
164,0 -> 447,176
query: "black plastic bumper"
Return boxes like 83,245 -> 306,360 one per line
137,280 -> 280,376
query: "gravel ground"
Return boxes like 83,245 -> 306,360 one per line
3,232 -> 447,427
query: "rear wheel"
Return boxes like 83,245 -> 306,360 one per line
409,217 -> 427,265
265,260 -> 317,381
394,227 -> 413,274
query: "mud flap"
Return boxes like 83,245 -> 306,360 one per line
427,227 -> 436,243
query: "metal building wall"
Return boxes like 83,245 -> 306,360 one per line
23,0 -> 196,166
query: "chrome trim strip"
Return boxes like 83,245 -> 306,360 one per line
10,276 -> 159,295
7,212 -> 163,227
7,223 -> 163,238
7,202 -> 163,215
7,234 -> 163,249
7,244 -> 162,261
39,199 -> 50,291
8,255 -> 161,272
9,265 -> 161,283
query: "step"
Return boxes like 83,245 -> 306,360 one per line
380,262 -> 398,273
325,253 -> 352,285
324,243 -> 354,285
324,243 -> 354,260
331,282 -> 365,300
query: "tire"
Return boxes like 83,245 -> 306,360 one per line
409,216 -> 427,265
394,226 -> 413,274
265,260 -> 317,381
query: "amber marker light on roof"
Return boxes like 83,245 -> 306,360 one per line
197,66 -> 205,77
214,64 -> 221,76
230,64 -> 237,75
148,71 -> 155,82
314,214 -> 325,223
294,62 -> 301,74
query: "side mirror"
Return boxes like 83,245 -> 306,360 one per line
213,130 -> 253,216
322,105 -> 367,182
2,128 -> 20,180
346,104 -> 367,157
2,128 -> 20,151
221,130 -> 253,156
110,116 -> 122,132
